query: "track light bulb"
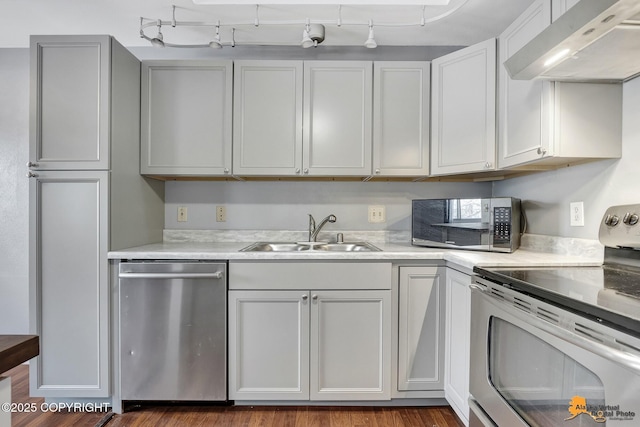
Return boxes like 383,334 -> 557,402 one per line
151,20 -> 164,47
301,27 -> 314,48
209,24 -> 222,49
364,21 -> 377,49
301,23 -> 325,48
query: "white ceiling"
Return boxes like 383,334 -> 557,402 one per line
4,0 -> 534,48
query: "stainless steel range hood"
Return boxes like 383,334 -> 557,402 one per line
504,0 -> 640,82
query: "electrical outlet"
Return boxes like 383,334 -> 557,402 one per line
216,205 -> 226,222
570,202 -> 584,227
177,206 -> 188,222
368,205 -> 386,223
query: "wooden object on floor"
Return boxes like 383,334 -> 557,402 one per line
0,335 -> 39,374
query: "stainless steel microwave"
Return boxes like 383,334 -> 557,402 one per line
411,197 -> 521,253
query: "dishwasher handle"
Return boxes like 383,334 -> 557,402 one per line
119,271 -> 224,280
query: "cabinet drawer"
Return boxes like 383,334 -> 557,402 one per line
229,262 -> 391,290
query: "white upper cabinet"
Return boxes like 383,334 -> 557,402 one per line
498,0 -> 553,169
233,61 -> 304,176
303,61 -> 373,176
30,36 -> 111,170
431,39 -> 496,176
498,0 -> 622,169
373,62 -> 430,177
140,60 -> 233,176
551,0 -> 581,21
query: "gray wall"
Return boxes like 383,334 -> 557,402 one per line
164,180 -> 492,231
493,77 -> 640,240
0,48 -> 29,334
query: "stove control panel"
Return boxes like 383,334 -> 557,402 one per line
599,204 -> 640,249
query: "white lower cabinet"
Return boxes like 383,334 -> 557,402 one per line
396,266 -> 445,393
228,262 -> 392,402
311,290 -> 390,400
29,171 -> 110,397
229,289 -> 390,401
228,291 -> 309,400
444,267 -> 472,426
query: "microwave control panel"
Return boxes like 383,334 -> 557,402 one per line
493,207 -> 511,245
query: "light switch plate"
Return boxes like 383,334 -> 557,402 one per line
368,205 -> 386,223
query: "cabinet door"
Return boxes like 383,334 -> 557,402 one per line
233,61 -> 303,176
29,171 -> 109,397
398,266 -> 445,391
551,0 -> 580,21
303,62 -> 372,176
373,62 -> 430,176
141,60 -> 233,176
228,290 -> 310,400
444,268 -> 472,426
30,36 -> 111,170
431,39 -> 496,176
498,0 -> 553,169
310,290 -> 390,400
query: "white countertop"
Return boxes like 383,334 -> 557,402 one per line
108,241 -> 603,270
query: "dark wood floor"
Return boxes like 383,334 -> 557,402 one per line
5,364 -> 464,427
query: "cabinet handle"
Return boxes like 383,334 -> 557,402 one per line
223,168 -> 230,174
302,294 -> 308,301
537,147 -> 547,156
311,294 -> 318,301
485,162 -> 492,169
295,168 -> 301,174
27,161 -> 39,168
27,171 -> 38,178
375,169 -> 380,174
303,168 -> 309,175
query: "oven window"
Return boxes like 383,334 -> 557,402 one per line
489,317 -> 606,426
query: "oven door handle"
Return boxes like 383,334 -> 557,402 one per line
538,319 -> 640,375
475,284 -> 640,376
469,283 -> 486,292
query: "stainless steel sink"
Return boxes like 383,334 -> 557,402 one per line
240,242 -> 311,252
240,241 -> 381,252
313,242 -> 381,252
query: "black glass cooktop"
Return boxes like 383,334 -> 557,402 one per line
474,264 -> 640,337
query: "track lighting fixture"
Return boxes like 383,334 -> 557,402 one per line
150,20 -> 164,47
364,20 -> 377,49
209,21 -> 222,48
139,1 -> 471,48
301,20 -> 325,48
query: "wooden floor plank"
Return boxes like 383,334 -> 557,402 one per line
6,365 -> 465,427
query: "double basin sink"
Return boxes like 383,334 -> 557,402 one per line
240,241 -> 381,252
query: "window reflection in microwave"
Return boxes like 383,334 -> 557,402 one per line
449,198 -> 482,221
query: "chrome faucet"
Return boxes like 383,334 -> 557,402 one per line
308,214 -> 337,242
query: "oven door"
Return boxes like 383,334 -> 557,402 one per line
469,278 -> 640,427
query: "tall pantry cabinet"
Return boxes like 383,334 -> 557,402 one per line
28,35 -> 164,398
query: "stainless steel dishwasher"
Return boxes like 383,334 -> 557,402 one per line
119,261 -> 227,401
